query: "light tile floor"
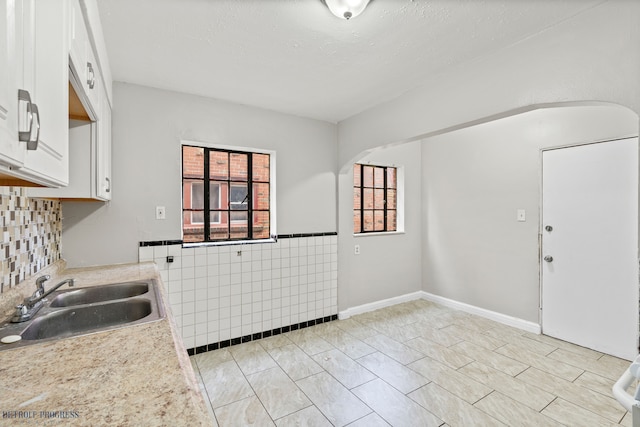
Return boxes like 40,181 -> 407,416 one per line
190,299 -> 635,426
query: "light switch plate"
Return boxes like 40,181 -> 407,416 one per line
156,206 -> 166,220
517,209 -> 526,222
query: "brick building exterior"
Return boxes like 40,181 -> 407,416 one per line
182,146 -> 270,242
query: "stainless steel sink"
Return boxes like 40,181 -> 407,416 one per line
21,299 -> 152,340
0,279 -> 164,350
49,282 -> 149,307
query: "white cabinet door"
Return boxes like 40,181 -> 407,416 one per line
96,86 -> 111,200
69,0 -> 87,82
0,0 -> 25,170
0,0 -> 68,187
20,0 -> 69,186
69,0 -> 99,117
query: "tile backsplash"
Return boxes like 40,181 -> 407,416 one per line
139,235 -> 338,350
0,187 -> 62,292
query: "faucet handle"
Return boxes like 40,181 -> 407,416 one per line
14,304 -> 27,316
35,275 -> 50,291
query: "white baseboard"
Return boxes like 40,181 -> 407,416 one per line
339,290 -> 541,334
338,291 -> 424,320
421,291 -> 541,334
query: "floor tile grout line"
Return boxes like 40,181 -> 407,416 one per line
237,363 -> 294,424
549,395 -> 624,425
517,368 -> 627,424
191,359 -> 220,425
292,369 -> 375,426
466,389 -> 516,424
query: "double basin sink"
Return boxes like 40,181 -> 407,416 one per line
0,279 -> 165,350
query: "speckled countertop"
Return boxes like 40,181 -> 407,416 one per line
0,261 -> 213,426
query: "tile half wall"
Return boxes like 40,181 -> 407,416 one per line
139,234 -> 338,351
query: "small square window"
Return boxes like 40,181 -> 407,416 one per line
353,163 -> 397,234
182,145 -> 274,244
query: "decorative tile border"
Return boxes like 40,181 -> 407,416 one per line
187,314 -> 338,355
0,188 -> 62,292
138,232 -> 338,247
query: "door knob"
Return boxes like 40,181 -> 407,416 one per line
545,225 -> 553,232
544,255 -> 553,262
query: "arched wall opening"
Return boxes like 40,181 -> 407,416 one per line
337,102 -> 639,327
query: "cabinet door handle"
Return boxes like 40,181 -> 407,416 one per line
105,177 -> 111,193
18,89 -> 34,143
26,103 -> 40,150
87,62 -> 95,89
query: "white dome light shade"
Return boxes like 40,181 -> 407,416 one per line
323,0 -> 371,20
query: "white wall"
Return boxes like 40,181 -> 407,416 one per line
338,0 -> 640,168
421,105 -> 638,323
337,141 -> 422,313
62,83 -> 337,267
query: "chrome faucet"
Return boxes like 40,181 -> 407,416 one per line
11,275 -> 75,323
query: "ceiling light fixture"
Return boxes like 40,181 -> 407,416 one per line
323,0 -> 371,20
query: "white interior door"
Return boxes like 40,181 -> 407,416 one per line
541,137 -> 639,361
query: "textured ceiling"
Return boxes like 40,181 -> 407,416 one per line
97,0 -> 604,123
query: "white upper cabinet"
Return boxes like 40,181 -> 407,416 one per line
21,0 -> 69,186
0,0 -> 27,177
29,0 -> 112,200
0,0 -> 23,171
0,0 -> 69,187
69,0 -> 87,86
69,0 -> 100,114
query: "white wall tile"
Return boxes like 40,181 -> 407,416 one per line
182,279 -> 195,291
194,288 -> 207,301
168,268 -> 182,282
230,284 -> 241,296
194,314 -> 208,330
153,246 -> 168,258
195,334 -> 208,347
160,236 -> 337,348
195,277 -> 207,289
182,312 -> 195,327
230,273 -> 241,285
219,253 -> 231,264
168,245 -> 182,257
168,292 -> 182,306
230,316 -> 241,328
183,290 -> 195,303
231,326 -> 241,338
207,329 -> 219,343
182,255 -> 195,268
195,266 -> 207,278
139,246 -> 154,262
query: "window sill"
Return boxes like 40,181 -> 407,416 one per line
182,237 -> 277,248
353,231 -> 406,238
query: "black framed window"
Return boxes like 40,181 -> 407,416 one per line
182,145 -> 271,243
353,163 -> 397,233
